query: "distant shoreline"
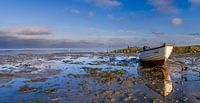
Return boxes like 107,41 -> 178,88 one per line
111,45 -> 200,54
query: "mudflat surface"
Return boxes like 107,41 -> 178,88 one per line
0,52 -> 199,103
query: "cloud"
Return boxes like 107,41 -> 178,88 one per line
189,0 -> 200,5
0,26 -> 51,35
189,0 -> 200,10
0,35 -> 105,48
172,18 -> 183,25
188,32 -> 200,36
118,29 -> 136,34
86,0 -> 122,8
148,0 -> 179,13
107,14 -> 122,22
0,26 -> 107,48
86,11 -> 94,17
64,8 -> 80,14
152,31 -> 164,35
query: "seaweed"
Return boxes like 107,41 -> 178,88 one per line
24,78 -> 48,83
43,89 -> 57,94
18,85 -> 38,93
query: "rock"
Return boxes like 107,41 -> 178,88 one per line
151,81 -> 155,85
110,98 -> 115,102
49,97 -> 62,101
175,99 -> 179,103
183,97 -> 188,101
175,81 -> 182,84
196,96 -> 200,100
124,96 -> 132,102
175,88 -> 179,91
144,96 -> 147,100
132,97 -> 137,101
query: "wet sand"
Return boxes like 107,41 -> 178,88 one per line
0,52 -> 199,103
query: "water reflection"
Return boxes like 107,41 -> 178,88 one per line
138,65 -> 173,96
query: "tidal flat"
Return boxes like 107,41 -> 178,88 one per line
0,52 -> 199,103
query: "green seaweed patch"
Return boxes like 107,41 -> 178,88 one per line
67,69 -> 126,83
18,85 -> 38,93
112,70 -> 126,75
99,70 -> 126,82
24,78 -> 48,83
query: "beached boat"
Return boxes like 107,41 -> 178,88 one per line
139,43 -> 173,65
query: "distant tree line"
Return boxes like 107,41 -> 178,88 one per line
173,46 -> 200,53
111,45 -> 200,53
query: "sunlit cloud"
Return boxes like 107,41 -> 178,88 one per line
86,0 -> 122,8
171,18 -> 183,25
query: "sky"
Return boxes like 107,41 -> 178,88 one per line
0,0 -> 200,49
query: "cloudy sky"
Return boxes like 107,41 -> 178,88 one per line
0,0 -> 200,48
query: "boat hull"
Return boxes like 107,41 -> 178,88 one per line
139,44 -> 173,66
140,59 -> 165,66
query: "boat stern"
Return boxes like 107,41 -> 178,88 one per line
164,45 -> 174,61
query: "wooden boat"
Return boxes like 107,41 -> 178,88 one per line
139,43 -> 173,66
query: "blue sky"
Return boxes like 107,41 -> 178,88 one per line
0,0 -> 199,48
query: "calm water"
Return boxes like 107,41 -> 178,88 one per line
0,48 -> 106,55
0,52 -> 199,103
